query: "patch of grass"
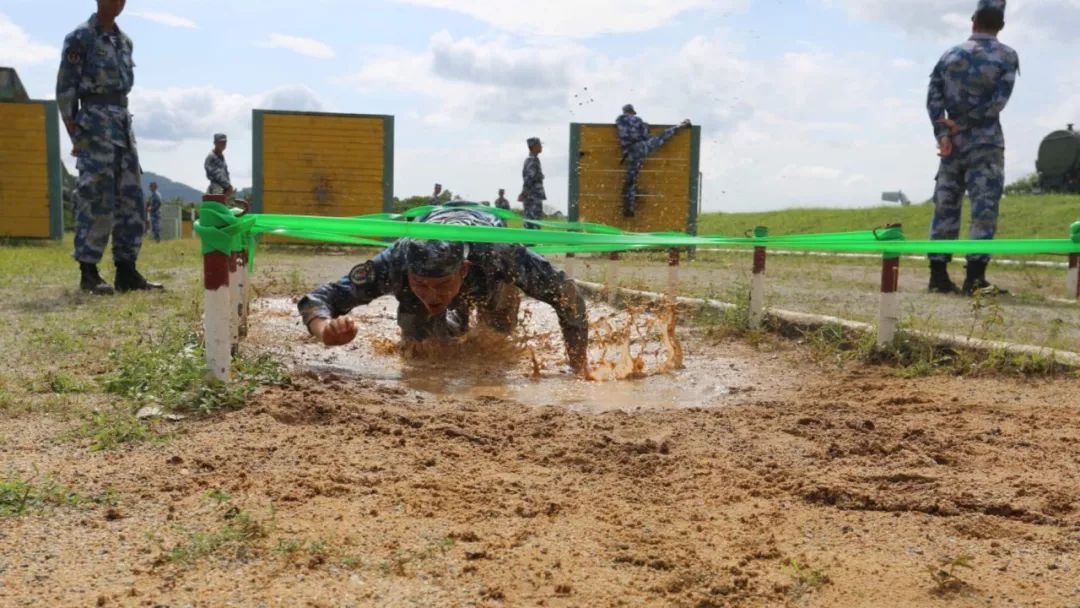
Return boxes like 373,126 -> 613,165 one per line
0,474 -> 82,517
206,489 -> 232,505
927,554 -> 975,594
103,330 -> 289,415
67,408 -> 167,451
28,370 -> 90,395
166,507 -> 266,565
783,558 -> 830,600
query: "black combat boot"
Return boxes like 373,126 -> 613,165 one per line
79,263 -> 115,296
927,260 -> 959,294
114,261 -> 164,293
962,260 -> 1008,296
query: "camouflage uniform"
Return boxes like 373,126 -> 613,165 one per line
57,13 -> 144,265
616,107 -> 686,217
205,151 -> 232,195
494,194 -> 510,210
148,190 -> 162,242
521,138 -> 545,230
298,207 -> 587,361
927,17 -> 1018,264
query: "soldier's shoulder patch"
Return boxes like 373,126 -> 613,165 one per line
348,262 -> 373,285
67,50 -> 83,64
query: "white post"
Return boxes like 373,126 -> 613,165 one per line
564,253 -> 576,280
607,252 -> 620,305
666,249 -> 680,299
204,251 -> 232,381
878,256 -> 901,348
749,227 -> 768,328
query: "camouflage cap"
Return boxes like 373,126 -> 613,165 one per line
213,133 -> 227,143
403,239 -> 469,278
527,137 -> 541,148
622,104 -> 636,114
976,0 -> 1005,12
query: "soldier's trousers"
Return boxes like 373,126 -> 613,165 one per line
928,146 -> 1005,264
150,210 -> 161,242
397,283 -> 522,341
522,198 -> 544,230
623,124 -> 685,215
73,142 -> 144,264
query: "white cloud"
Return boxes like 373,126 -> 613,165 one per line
0,13 -> 57,66
780,165 -> 844,180
392,0 -> 748,37
892,58 -> 917,70
264,34 -> 336,59
132,85 -> 324,141
822,0 -> 1080,42
128,10 -> 198,29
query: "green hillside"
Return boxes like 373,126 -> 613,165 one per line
698,194 -> 1080,240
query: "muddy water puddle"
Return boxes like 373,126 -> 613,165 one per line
249,297 -> 771,413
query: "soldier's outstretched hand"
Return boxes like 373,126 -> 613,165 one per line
312,317 -> 358,346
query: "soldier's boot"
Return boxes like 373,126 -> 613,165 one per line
961,260 -> 1008,297
927,261 -> 959,294
114,261 -> 164,293
79,263 -> 115,296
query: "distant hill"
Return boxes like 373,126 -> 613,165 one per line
142,172 -> 203,203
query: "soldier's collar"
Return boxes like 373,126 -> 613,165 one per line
88,13 -> 125,38
969,33 -> 998,40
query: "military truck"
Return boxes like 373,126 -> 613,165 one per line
1036,124 -> 1080,193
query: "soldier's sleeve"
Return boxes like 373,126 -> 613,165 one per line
502,247 -> 588,364
961,51 -> 1019,128
205,155 -> 232,189
296,249 -> 396,331
56,33 -> 83,136
926,57 -> 949,141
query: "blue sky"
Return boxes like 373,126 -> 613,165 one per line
2,0 -> 1078,212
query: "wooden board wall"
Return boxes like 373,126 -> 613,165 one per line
0,101 -> 62,239
568,123 -> 700,234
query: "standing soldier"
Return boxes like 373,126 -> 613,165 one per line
615,104 -> 691,218
205,133 -> 233,196
494,188 -> 510,210
926,0 -> 1018,296
430,183 -> 444,206
57,0 -> 162,294
148,181 -> 162,242
519,137 -> 545,230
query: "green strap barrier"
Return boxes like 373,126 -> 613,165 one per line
196,202 -> 1080,259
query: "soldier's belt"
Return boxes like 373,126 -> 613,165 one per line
81,94 -> 129,108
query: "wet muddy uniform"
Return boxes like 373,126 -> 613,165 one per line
298,207 -> 588,362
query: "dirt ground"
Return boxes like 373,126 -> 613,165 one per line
2,277 -> 1079,607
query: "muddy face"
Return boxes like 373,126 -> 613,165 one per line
408,271 -> 466,316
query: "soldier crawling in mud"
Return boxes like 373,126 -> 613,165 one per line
298,205 -> 589,374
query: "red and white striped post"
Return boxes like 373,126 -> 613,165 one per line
877,224 -> 903,348
202,195 -> 233,381
667,248 -> 680,299
1068,254 -> 1079,301
749,226 -> 768,328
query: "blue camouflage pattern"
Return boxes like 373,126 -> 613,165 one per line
521,154 -> 545,229
929,147 -> 1004,264
205,151 -> 232,194
616,113 -> 684,215
148,190 -> 162,242
927,31 -> 1017,263
494,194 -> 510,210
298,207 -> 587,360
57,13 -> 144,264
927,33 -> 1018,149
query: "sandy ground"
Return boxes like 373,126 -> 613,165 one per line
3,280 -> 1080,608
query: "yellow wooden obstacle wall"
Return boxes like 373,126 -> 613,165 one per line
253,110 -> 393,220
569,123 -> 701,234
0,101 -> 63,239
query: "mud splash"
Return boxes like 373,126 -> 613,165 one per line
248,297 -> 759,412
